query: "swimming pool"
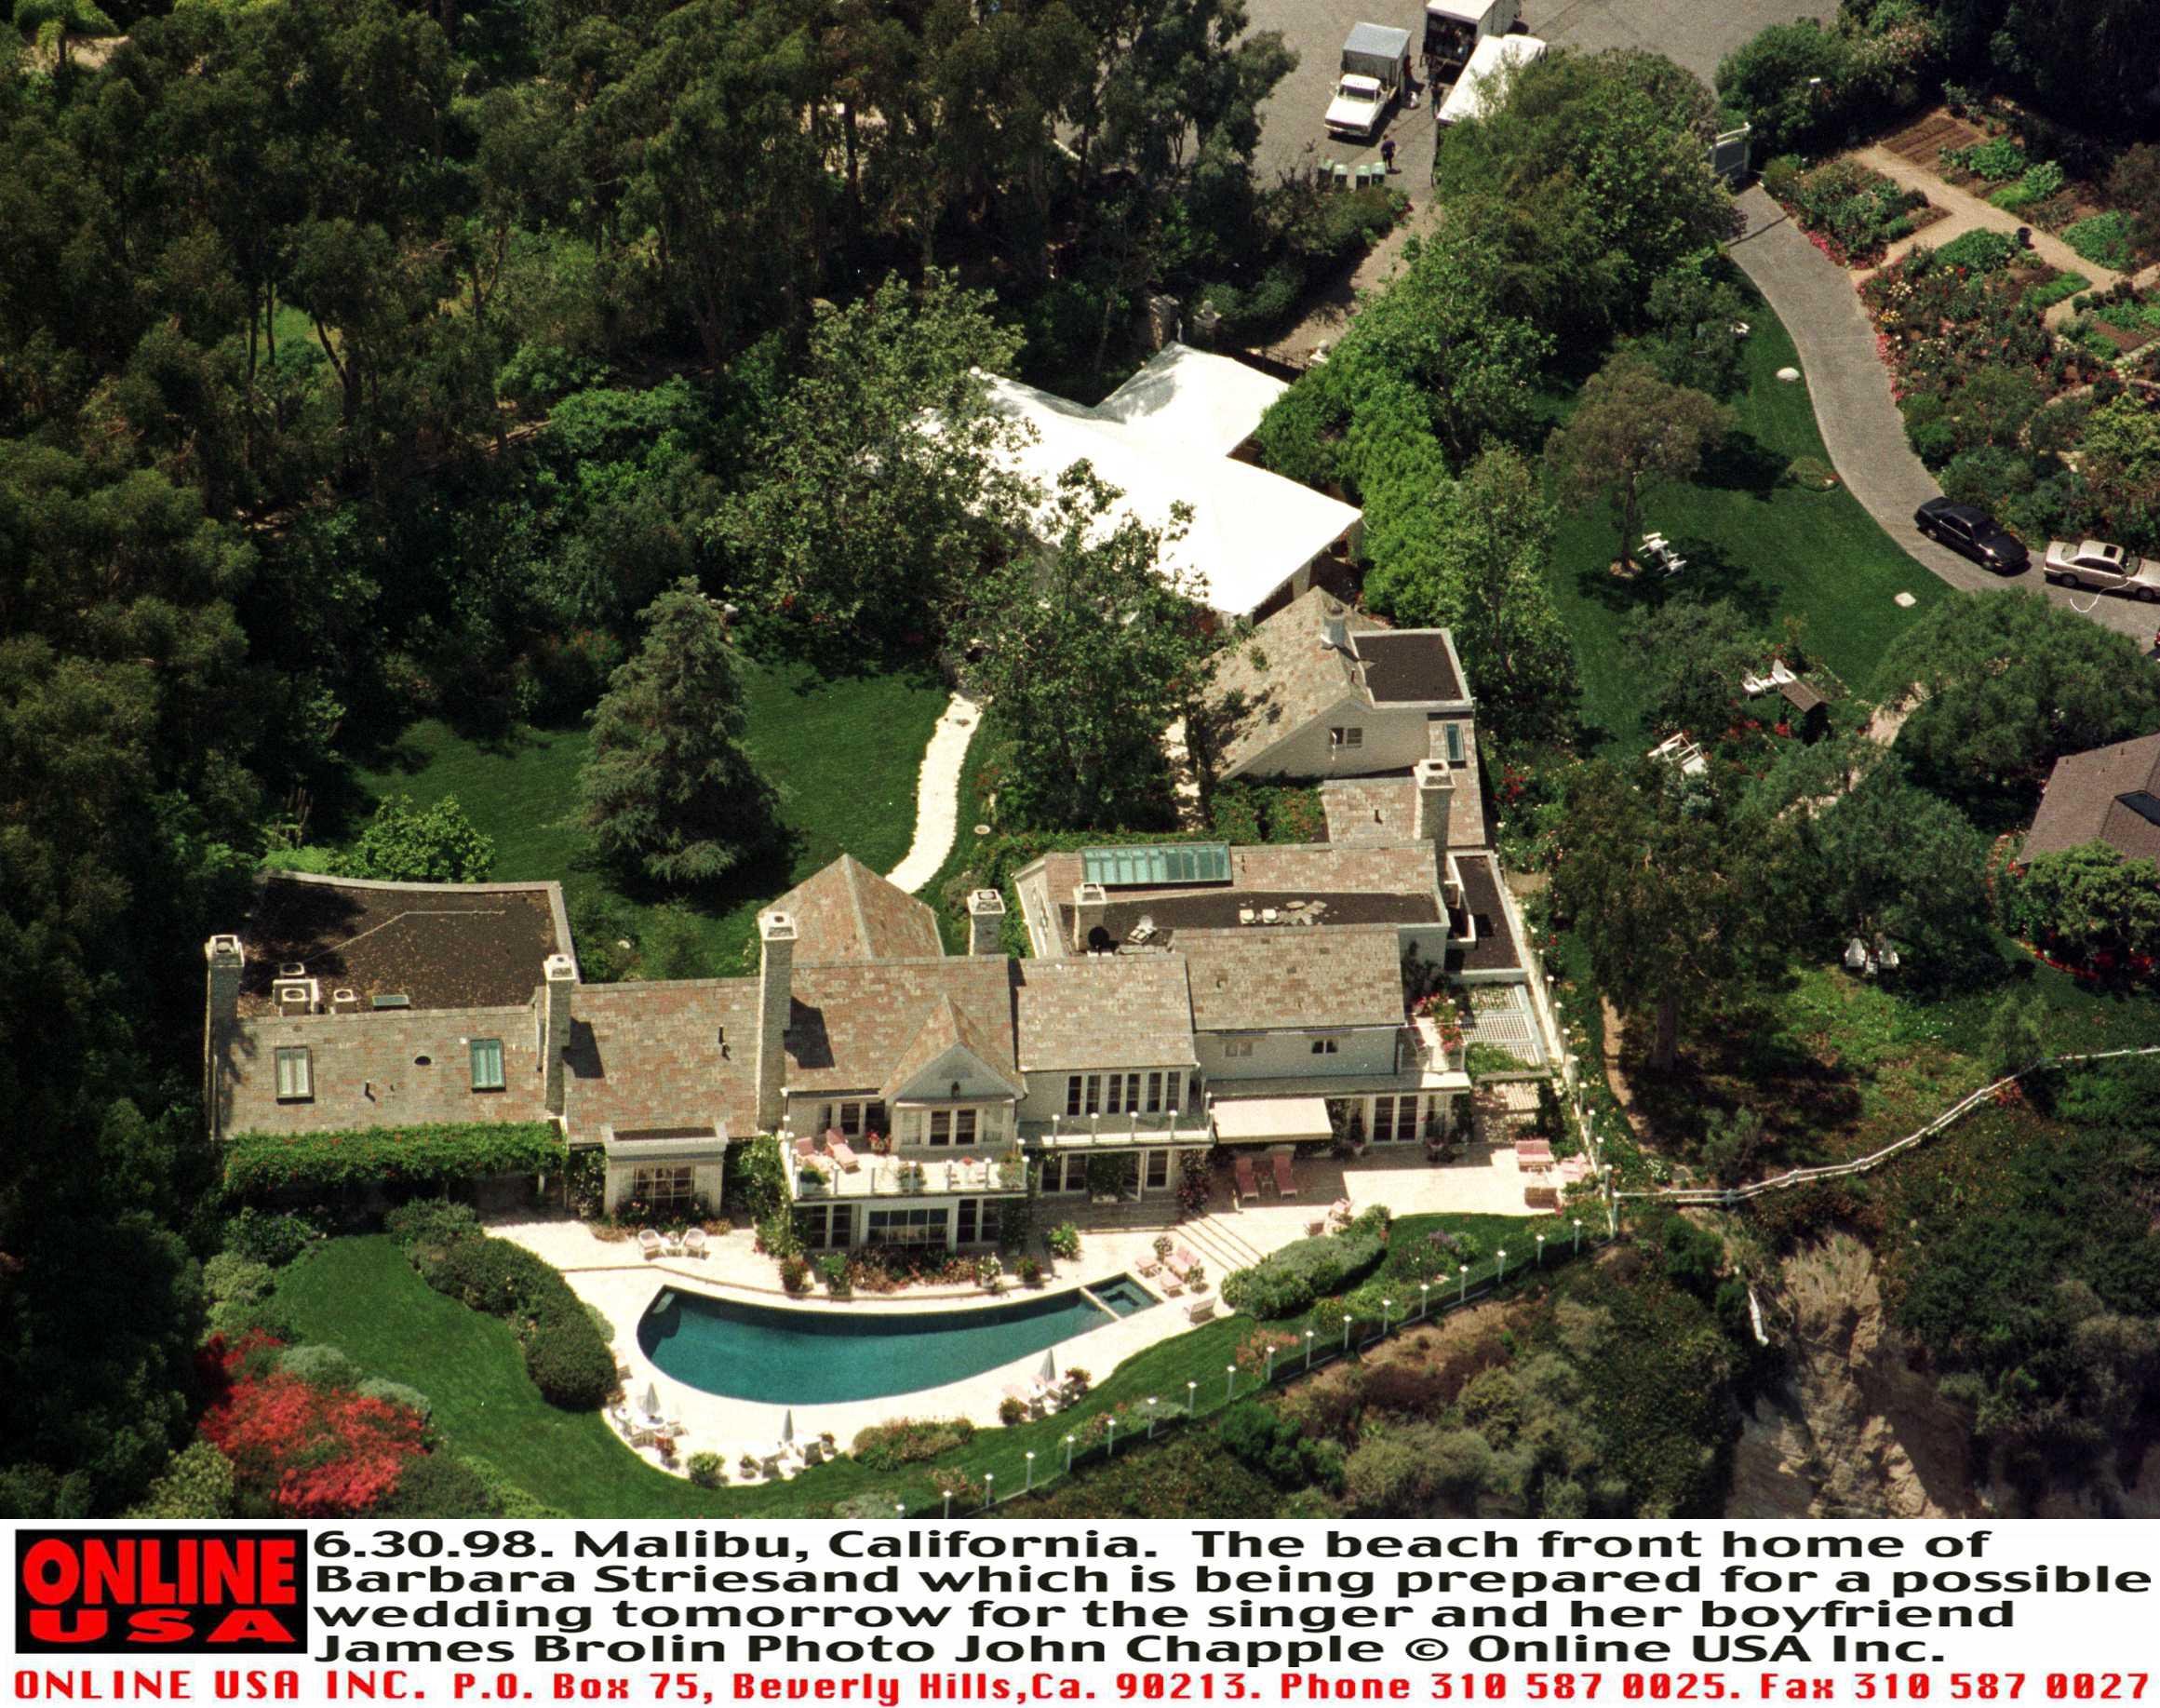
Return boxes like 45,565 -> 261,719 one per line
638,1277 -> 1157,1405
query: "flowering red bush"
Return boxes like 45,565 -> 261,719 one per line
200,1349 -> 425,1517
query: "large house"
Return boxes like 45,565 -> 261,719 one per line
203,613 -> 1555,1254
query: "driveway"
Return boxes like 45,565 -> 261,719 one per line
1725,186 -> 2158,647
1242,0 -> 1821,187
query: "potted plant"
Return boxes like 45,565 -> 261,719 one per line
1016,1255 -> 1045,1286
797,1160 -> 828,1195
976,1253 -> 1003,1292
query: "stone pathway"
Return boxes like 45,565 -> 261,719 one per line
884,692 -> 980,894
1851,143 -> 2123,328
1724,186 -> 2154,647
1263,195 -> 1442,367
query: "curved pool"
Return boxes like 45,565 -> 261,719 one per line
638,1277 -> 1156,1405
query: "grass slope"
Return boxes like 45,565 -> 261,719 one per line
356,658 -> 950,974
1545,297 -> 1949,751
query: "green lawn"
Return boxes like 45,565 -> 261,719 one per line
276,1210 -> 1577,1519
355,657 -> 951,975
1545,295 -> 1950,751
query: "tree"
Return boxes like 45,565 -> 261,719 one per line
713,273 -> 1031,660
353,795 -> 495,884
579,581 -> 773,888
1639,254 -> 1751,398
1549,760 -> 1791,1071
1793,760 -> 1993,974
1546,354 -> 1730,571
2002,844 -> 2160,967
1874,593 -> 2160,802
2108,144 -> 2160,251
959,465 -> 1213,832
1363,448 -> 1577,743
1712,20 -> 1851,154
127,1442 -> 236,1520
1982,993 -> 2047,1080
1700,1107 -> 1764,1186
1621,598 -> 1756,740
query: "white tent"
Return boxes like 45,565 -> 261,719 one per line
979,352 -> 1362,620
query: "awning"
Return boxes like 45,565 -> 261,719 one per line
1211,1096 -> 1334,1145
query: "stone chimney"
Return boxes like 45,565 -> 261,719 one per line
967,889 -> 1007,957
755,910 -> 797,1132
541,951 -> 577,1115
1073,882 -> 1108,953
203,935 -> 245,1139
1414,759 -> 1455,844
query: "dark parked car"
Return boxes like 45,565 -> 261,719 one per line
1914,498 -> 2029,574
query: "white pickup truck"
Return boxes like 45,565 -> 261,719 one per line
2045,537 -> 2160,600
1327,23 -> 1413,140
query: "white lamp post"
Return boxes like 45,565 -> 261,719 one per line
943,1489 -> 953,1518
1341,1313 -> 1352,1354
1107,1418 -> 1117,1454
1419,1282 -> 1430,1320
1064,1433 -> 1076,1473
1573,1217 -> 1583,1255
1265,1343 -> 1277,1383
1147,1397 -> 1159,1438
1304,1328 -> 1316,1370
984,1473 -> 995,1508
1536,1233 -> 1546,1268
1024,1451 -> 1035,1492
895,1504 -> 906,1519
1458,1263 -> 1469,1304
1381,1298 -> 1392,1335
1224,1363 -> 1236,1405
1496,1248 -> 1509,1283
1187,1379 -> 1198,1416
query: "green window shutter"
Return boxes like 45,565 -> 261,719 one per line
470,1037 -> 505,1091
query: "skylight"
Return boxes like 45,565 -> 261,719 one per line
1081,843 -> 1232,887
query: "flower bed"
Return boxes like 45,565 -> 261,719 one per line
1764,156 -> 1939,267
2066,285 -> 2160,361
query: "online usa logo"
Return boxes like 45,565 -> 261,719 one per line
15,1530 -> 310,1653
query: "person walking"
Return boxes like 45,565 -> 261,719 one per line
1380,135 -> 1397,174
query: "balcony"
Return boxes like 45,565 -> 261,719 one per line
1025,1110 -> 1215,1151
788,1147 -> 1027,1203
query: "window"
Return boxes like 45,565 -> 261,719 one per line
1081,843 -> 1231,887
469,1037 -> 505,1092
1330,726 -> 1363,750
274,1046 -> 313,1102
631,1164 -> 694,1211
1311,1037 -> 1340,1056
1444,721 -> 1466,764
1082,1074 -> 1101,1114
1043,1155 -> 1089,1194
865,1207 -> 948,1248
956,1197 -> 1003,1245
794,1204 -> 835,1251
1066,1075 -> 1084,1116
865,1101 -> 887,1136
929,1110 -> 951,1145
1144,1071 -> 1163,1113
1223,1040 -> 1254,1059
955,1109 -> 977,1146
1372,1096 -> 1418,1143
1107,1073 -> 1141,1114
1145,1150 -> 1170,1190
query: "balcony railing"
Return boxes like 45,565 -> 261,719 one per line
789,1149 -> 1027,1202
1025,1110 -> 1215,1150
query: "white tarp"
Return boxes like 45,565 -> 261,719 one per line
1438,33 -> 1546,125
982,352 -> 1362,619
1211,1096 -> 1335,1144
1093,343 -> 1293,460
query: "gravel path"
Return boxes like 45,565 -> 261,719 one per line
883,693 -> 981,895
1724,186 -> 2156,647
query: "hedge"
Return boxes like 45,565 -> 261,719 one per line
222,1122 -> 567,1196
409,1231 -> 617,1410
1220,1208 -> 1391,1319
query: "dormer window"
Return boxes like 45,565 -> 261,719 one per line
1329,727 -> 1363,750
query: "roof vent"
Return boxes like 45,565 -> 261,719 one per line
273,976 -> 319,1014
1320,614 -> 1349,652
278,962 -> 307,979
330,988 -> 360,1014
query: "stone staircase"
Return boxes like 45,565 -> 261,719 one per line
1178,1212 -> 1268,1278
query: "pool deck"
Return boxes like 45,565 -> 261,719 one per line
490,1140 -> 1556,1486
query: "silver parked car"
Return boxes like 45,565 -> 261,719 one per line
2044,538 -> 2160,601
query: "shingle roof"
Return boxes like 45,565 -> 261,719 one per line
785,957 -> 1018,1094
1355,631 -> 1465,704
2024,733 -> 2160,865
1177,926 -> 1405,1033
773,854 -> 943,965
1452,854 -> 1523,974
1202,588 -> 1385,778
879,993 -> 1026,1101
237,875 -> 566,1015
562,979 -> 762,1143
1013,955 -> 1198,1070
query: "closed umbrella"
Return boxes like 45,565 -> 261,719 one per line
781,1409 -> 796,1447
641,1382 -> 662,1420
1037,1349 -> 1057,1385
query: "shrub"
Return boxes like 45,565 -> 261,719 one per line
223,1208 -> 319,1268
779,1255 -> 812,1293
411,1231 -> 617,1409
374,1453 -> 503,1518
1218,1401 -> 1343,1490
1046,1223 -> 1080,1261
1940,446 -> 2036,509
356,1378 -> 433,1422
1989,160 -> 2064,212
462,1457 -> 567,1519
723,1136 -> 788,1222
1221,1210 -> 1390,1319
1015,1256 -> 1044,1286
275,1344 -> 362,1389
200,1365 -> 424,1517
1785,455 -> 1837,491
204,1254 -> 275,1311
688,1452 -> 725,1488
225,1123 -> 565,1197
2064,212 -> 2136,272
1945,136 -> 2027,182
1931,228 -> 2019,274
383,1199 -> 481,1250
523,1316 -> 617,1409
852,1417 -> 976,1471
998,1395 -> 1027,1427
818,1253 -> 852,1295
2029,271 -> 2090,311
127,1442 -> 236,1519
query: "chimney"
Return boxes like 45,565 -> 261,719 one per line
1073,882 -> 1108,952
756,910 -> 797,1132
541,951 -> 577,1115
1320,613 -> 1349,652
1414,759 -> 1455,844
967,889 -> 1007,957
203,935 -> 245,1140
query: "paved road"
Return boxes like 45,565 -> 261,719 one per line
1242,0 -> 1820,187
1725,187 -> 2158,648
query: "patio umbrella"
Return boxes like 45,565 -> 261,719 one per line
781,1409 -> 796,1446
641,1381 -> 661,1419
1037,1349 -> 1057,1384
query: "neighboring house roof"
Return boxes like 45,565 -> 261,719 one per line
562,979 -> 762,1144
785,956 -> 1019,1096
1089,343 -> 1290,459
772,852 -> 942,965
1201,586 -> 1470,778
879,993 -> 1026,1102
237,874 -> 568,1015
219,1005 -> 550,1137
2024,733 -> 2160,866
1013,955 -> 1199,1071
1178,926 -> 1405,1033
980,370 -> 1362,618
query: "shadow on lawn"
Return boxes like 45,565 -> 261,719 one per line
1695,429 -> 1787,499
1618,998 -> 1862,1174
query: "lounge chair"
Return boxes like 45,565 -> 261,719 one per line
637,1228 -> 664,1260
828,1136 -> 861,1173
794,1134 -> 817,1160
682,1227 -> 708,1258
1271,1152 -> 1298,1198
1174,1245 -> 1200,1276
1187,1296 -> 1217,1324
1234,1153 -> 1260,1202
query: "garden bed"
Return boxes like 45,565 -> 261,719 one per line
1762,156 -> 1942,268
2066,285 -> 2160,361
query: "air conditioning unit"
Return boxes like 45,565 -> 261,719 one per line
330,988 -> 360,1014
273,976 -> 321,1014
